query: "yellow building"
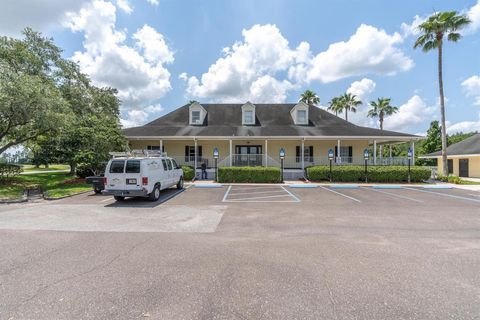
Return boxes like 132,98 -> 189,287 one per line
421,133 -> 480,178
124,102 -> 420,179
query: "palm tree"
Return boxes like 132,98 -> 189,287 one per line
299,90 -> 320,105
341,93 -> 362,121
414,11 -> 470,175
327,96 -> 341,116
368,97 -> 399,160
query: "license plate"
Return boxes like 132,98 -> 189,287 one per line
126,178 -> 137,184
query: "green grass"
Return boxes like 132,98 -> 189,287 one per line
0,172 -> 91,200
20,164 -> 70,172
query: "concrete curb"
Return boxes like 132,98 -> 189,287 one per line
43,190 -> 93,201
0,196 -> 28,204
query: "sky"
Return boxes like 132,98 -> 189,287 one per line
1,0 -> 479,136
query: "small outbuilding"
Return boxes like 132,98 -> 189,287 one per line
421,133 -> 480,178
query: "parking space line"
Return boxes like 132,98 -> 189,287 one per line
281,186 -> 301,202
319,186 -> 361,203
404,187 -> 480,204
100,197 -> 113,203
226,194 -> 294,201
222,186 -> 232,202
363,187 -> 423,203
228,190 -> 287,196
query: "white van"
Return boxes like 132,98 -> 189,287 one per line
102,153 -> 184,201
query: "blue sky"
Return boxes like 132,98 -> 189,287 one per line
1,0 -> 480,135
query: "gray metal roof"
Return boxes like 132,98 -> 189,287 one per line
424,133 -> 480,157
123,103 -> 418,138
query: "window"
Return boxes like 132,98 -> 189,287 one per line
147,145 -> 160,151
171,159 -> 179,169
335,146 -> 353,163
297,110 -> 307,124
184,145 -> 202,162
296,146 -> 314,163
109,160 -> 125,173
161,159 -> 168,171
191,111 -> 201,124
125,160 -> 141,173
448,159 -> 453,174
167,159 -> 173,170
244,110 -> 254,124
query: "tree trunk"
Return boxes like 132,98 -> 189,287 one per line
438,41 -> 448,176
345,109 -> 348,121
69,162 -> 76,175
379,117 -> 383,162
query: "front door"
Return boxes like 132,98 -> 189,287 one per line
459,159 -> 469,177
235,145 -> 262,166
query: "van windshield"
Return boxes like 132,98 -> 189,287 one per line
125,160 -> 141,173
109,160 -> 125,173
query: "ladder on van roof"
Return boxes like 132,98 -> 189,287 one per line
109,150 -> 168,158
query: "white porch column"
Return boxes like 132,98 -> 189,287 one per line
301,138 -> 305,170
194,138 -> 198,171
337,139 -> 341,163
265,139 -> 268,167
389,144 -> 392,158
229,139 -> 232,166
159,139 -> 163,153
411,141 -> 415,166
373,140 -> 377,165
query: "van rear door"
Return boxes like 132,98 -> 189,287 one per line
125,159 -> 141,191
107,160 -> 126,190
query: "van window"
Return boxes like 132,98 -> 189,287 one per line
171,159 -> 179,169
161,159 -> 168,170
167,160 -> 173,170
125,160 -> 141,173
109,160 -> 125,173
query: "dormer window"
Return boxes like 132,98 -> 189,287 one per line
189,102 -> 206,125
297,110 -> 307,124
241,101 -> 256,125
291,102 -> 309,125
191,111 -> 200,124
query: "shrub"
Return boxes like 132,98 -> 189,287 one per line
218,166 -> 281,183
0,163 -> 23,180
437,174 -> 462,184
307,165 -> 431,183
181,165 -> 195,181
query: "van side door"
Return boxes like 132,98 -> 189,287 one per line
124,159 -> 141,191
166,158 -> 174,187
107,160 -> 126,190
160,159 -> 169,190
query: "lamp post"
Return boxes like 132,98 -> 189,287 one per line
279,148 -> 285,183
407,147 -> 413,183
364,148 -> 369,183
328,148 -> 334,182
213,147 -> 219,182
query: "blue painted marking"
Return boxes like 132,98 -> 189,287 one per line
288,185 -> 317,188
372,185 -> 403,189
195,184 -> 223,188
330,185 -> 359,189
422,185 -> 453,189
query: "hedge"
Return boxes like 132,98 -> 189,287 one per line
218,166 -> 281,183
0,163 -> 22,180
181,165 -> 195,181
306,165 -> 431,183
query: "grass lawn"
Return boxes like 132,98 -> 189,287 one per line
0,172 -> 91,200
20,164 -> 70,172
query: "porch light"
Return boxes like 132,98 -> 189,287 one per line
279,148 -> 285,160
213,147 -> 219,159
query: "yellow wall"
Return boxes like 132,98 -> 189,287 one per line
437,156 -> 480,178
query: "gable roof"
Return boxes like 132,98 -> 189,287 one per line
423,133 -> 480,157
123,103 -> 419,139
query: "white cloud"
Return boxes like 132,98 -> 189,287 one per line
465,0 -> 480,34
345,78 -> 377,127
346,78 -> 376,101
447,112 -> 480,134
67,0 -> 174,110
400,15 -> 425,38
249,76 -> 295,103
121,109 -> 148,128
182,24 -> 412,102
384,95 -> 436,132
0,0 -> 88,37
144,104 -> 164,113
147,0 -> 159,5
462,75 -> 480,105
116,0 -> 133,14
305,24 -> 413,83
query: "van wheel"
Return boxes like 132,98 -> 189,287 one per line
177,177 -> 184,189
149,184 -> 161,201
114,196 -> 125,201
94,187 -> 102,194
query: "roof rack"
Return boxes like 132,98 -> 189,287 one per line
109,150 -> 168,158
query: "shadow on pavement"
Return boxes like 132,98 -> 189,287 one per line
105,188 -> 185,208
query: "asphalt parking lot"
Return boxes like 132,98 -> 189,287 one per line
1,184 -> 480,319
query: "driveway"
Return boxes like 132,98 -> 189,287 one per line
0,185 -> 479,319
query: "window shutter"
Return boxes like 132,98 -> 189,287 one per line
309,146 -> 314,162
334,146 -> 338,157
296,146 -> 300,163
185,146 -> 189,162
348,146 -> 353,157
198,146 -> 203,157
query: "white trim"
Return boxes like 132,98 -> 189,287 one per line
126,135 -> 421,141
419,154 -> 480,159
